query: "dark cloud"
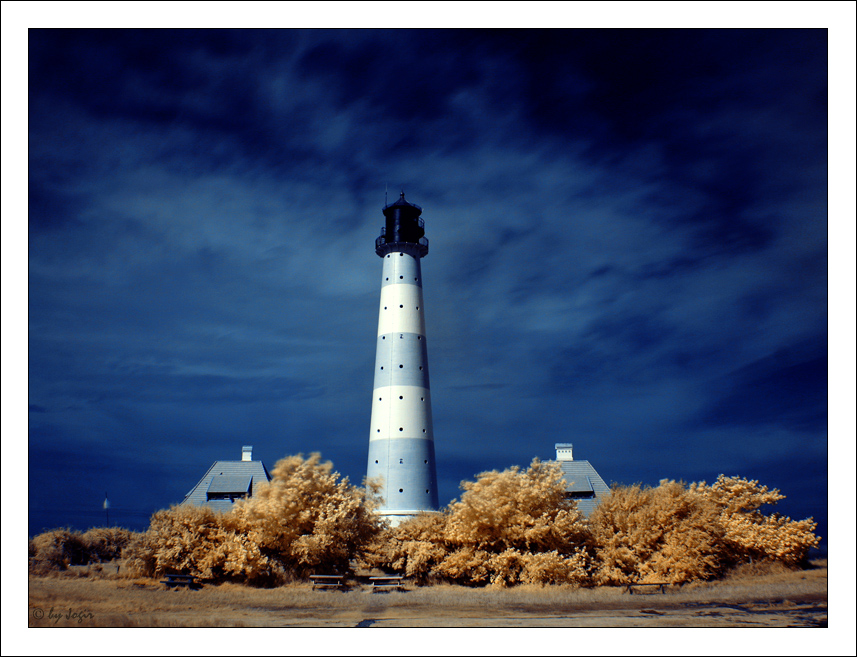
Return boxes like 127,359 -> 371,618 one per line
695,340 -> 827,433
26,28 -> 827,540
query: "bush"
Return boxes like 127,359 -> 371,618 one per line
357,512 -> 450,584
361,459 -> 592,587
690,475 -> 820,567
29,526 -> 142,574
588,476 -> 822,585
83,527 -> 137,562
124,453 -> 383,585
111,457 -> 824,589
587,480 -> 724,585
30,528 -> 90,571
230,452 -> 382,579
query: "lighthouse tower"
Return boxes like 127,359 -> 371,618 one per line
367,192 -> 439,525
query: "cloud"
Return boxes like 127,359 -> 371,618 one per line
26,29 -> 828,538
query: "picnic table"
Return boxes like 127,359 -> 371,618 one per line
160,574 -> 199,589
369,575 -> 405,592
625,582 -> 669,594
310,575 -> 346,591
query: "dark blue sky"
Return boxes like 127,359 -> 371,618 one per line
16,23 -> 842,551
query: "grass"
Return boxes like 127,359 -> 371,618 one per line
27,559 -> 827,627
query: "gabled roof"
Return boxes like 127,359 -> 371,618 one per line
180,459 -> 271,512
556,459 -> 611,517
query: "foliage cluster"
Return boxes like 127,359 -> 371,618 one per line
124,453 -> 382,585
691,475 -> 820,568
361,467 -> 819,588
359,459 -> 591,587
42,452 -> 819,589
29,527 -> 138,573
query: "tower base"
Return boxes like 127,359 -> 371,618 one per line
374,508 -> 440,528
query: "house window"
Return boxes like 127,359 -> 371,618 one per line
564,491 -> 596,500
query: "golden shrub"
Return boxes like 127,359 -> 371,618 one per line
124,453 -> 383,585
82,527 -> 137,562
445,459 -> 589,554
362,460 -> 593,586
519,548 -> 591,586
690,475 -> 820,567
589,476 -> 821,585
124,505 -> 229,580
230,453 -> 383,579
118,454 -> 820,588
30,528 -> 90,571
432,546 -> 492,584
587,480 -> 724,585
357,512 -> 449,583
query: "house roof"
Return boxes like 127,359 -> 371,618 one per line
556,459 -> 611,517
180,459 -> 271,512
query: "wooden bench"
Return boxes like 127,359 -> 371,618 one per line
310,575 -> 346,591
369,575 -> 405,592
161,574 -> 199,589
625,582 -> 669,594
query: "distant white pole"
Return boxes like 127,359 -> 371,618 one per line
103,493 -> 110,526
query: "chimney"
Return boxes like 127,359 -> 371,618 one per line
555,443 -> 573,461
242,445 -> 253,462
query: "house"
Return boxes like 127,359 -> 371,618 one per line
180,445 -> 271,512
552,443 -> 610,517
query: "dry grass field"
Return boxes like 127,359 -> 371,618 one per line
27,559 -> 827,628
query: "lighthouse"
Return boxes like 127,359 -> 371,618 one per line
367,192 -> 439,525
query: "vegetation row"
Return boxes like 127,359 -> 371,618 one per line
29,453 -> 820,588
